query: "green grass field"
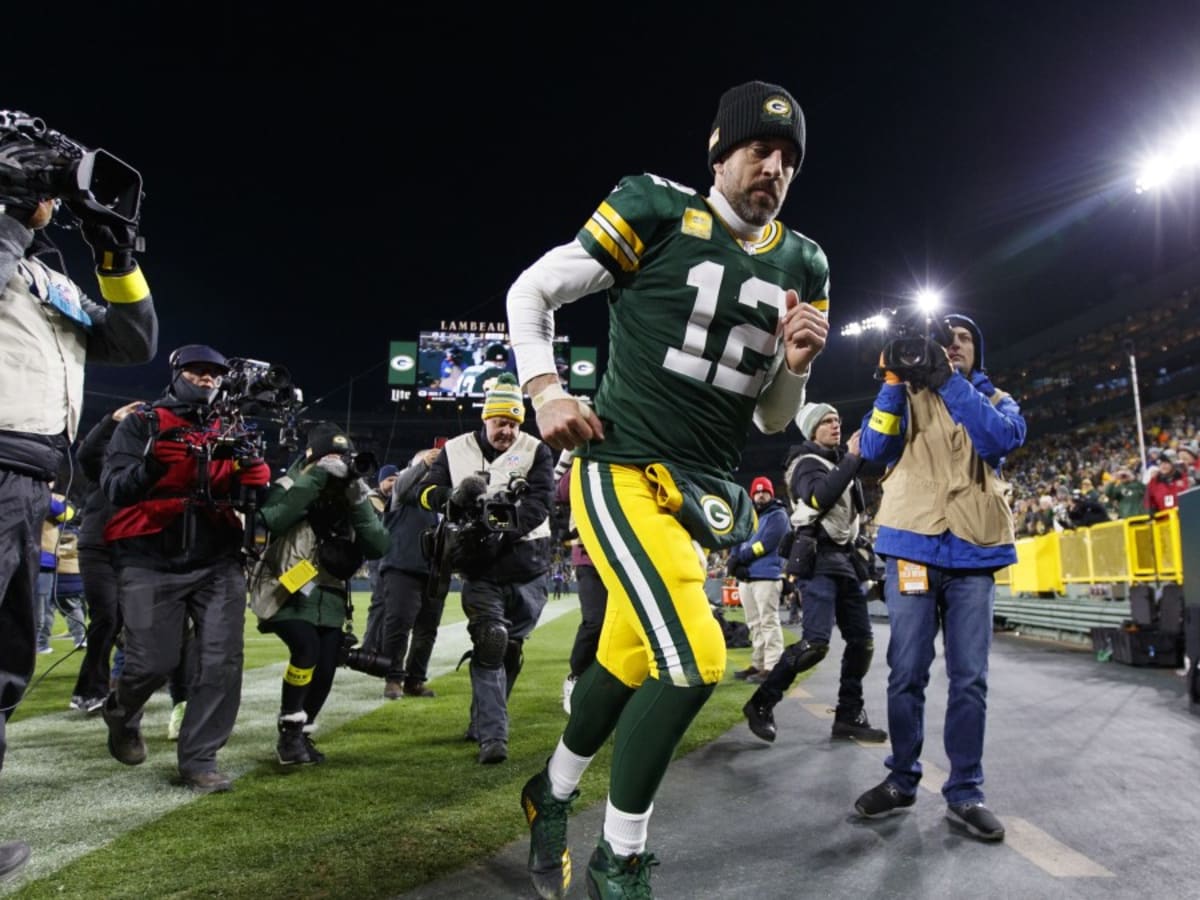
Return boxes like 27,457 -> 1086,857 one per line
2,595 -> 791,899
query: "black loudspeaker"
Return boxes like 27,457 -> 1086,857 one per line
1185,606 -> 1200,713
1129,584 -> 1157,628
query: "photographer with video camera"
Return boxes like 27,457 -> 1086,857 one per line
249,423 -> 389,766
851,314 -> 1025,842
418,374 -> 555,765
99,345 -> 271,794
0,110 -> 156,873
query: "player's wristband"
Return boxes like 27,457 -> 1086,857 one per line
531,383 -> 569,412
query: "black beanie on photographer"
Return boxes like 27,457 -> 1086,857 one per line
707,81 -> 806,173
305,422 -> 354,459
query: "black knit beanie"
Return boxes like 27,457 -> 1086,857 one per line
707,81 -> 806,173
305,422 -> 355,459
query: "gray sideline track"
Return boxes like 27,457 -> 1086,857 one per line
398,618 -> 1199,900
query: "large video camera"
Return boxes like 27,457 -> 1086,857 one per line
424,472 -> 529,600
448,472 -> 529,535
0,110 -> 143,226
875,309 -> 953,385
337,631 -> 390,678
209,357 -> 306,454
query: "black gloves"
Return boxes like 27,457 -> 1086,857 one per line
0,139 -> 69,225
450,475 -> 488,509
77,215 -> 140,275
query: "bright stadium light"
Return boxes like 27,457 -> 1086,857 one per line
840,311 -> 893,338
914,288 -> 942,316
1134,126 -> 1200,193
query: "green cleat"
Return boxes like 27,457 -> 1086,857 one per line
521,768 -> 578,900
585,838 -> 659,899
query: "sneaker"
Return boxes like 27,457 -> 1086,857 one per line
37,647 -> 53,655
946,801 -> 1006,842
585,838 -> 658,900
562,675 -> 576,715
831,709 -> 888,743
69,695 -> 85,712
854,781 -> 916,818
84,695 -> 108,716
181,770 -> 232,794
101,701 -> 147,766
732,665 -> 759,680
74,638 -> 87,650
742,697 -> 777,743
478,739 -> 508,765
383,680 -> 404,700
521,768 -> 578,900
167,701 -> 187,741
402,680 -> 436,698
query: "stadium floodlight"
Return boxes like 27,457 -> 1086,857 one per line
1134,126 -> 1200,193
914,288 -> 943,316
839,312 -> 892,338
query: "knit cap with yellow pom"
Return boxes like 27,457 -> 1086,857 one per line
481,372 -> 526,424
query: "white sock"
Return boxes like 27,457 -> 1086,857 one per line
603,799 -> 653,858
547,737 -> 592,800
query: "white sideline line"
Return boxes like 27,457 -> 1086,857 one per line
0,599 -> 580,892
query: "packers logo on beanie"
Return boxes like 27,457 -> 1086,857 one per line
708,80 -> 806,173
481,373 -> 525,424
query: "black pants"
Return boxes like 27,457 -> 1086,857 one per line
0,470 -> 48,771
259,618 -> 342,722
109,560 -> 246,776
379,569 -> 445,683
72,546 -> 122,701
569,564 -> 607,678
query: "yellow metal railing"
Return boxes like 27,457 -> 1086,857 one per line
995,508 -> 1182,594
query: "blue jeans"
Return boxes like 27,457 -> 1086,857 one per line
881,557 -> 994,805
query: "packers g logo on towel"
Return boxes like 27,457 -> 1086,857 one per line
699,494 -> 734,535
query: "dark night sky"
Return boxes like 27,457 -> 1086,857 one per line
9,0 -> 1200,422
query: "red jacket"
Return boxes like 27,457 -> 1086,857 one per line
1144,468 -> 1188,513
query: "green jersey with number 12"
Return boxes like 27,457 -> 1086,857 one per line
576,173 -> 830,478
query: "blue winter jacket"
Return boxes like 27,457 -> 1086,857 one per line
729,498 -> 789,580
860,369 -> 1026,570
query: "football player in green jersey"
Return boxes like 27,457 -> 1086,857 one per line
509,80 -> 829,899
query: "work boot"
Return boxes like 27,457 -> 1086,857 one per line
742,692 -> 777,743
181,770 -> 232,794
102,698 -> 146,765
403,679 -> 436,698
521,768 -> 578,900
478,739 -> 508,765
0,841 -> 31,882
276,716 -> 315,766
383,680 -> 404,700
831,709 -> 887,743
585,838 -> 658,900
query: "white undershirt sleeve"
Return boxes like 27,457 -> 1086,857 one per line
507,239 -> 613,386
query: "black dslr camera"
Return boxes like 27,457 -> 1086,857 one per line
337,631 -> 390,678
0,110 -> 143,225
